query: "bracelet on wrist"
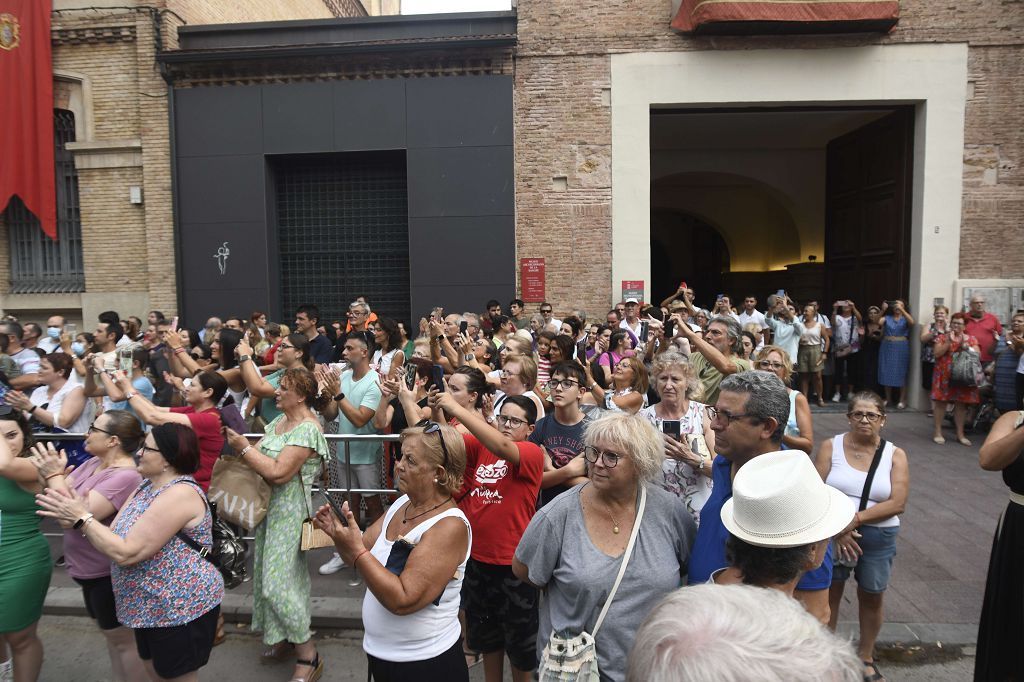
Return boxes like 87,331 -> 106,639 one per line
44,472 -> 64,481
353,549 -> 371,568
238,445 -> 252,457
173,347 -> 186,354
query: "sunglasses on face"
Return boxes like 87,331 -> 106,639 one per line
758,360 -> 785,370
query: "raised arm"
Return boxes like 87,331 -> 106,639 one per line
110,371 -> 184,426
433,391 -> 522,464
678,323 -> 740,375
979,410 -> 1024,472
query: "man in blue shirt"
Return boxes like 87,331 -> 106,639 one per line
688,371 -> 790,585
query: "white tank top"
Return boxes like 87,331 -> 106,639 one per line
826,435 -> 900,528
361,495 -> 472,662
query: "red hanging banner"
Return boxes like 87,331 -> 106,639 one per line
0,0 -> 57,240
520,258 -> 545,302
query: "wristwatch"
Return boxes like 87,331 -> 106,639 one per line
435,334 -> 445,343
124,391 -> 136,401
464,353 -> 474,361
73,513 -> 95,530
238,354 -> 251,363
334,392 -> 345,402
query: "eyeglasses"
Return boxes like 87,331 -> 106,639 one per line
415,420 -> 450,469
705,406 -> 757,426
545,378 -> 580,391
583,445 -> 622,468
88,425 -> 114,436
499,370 -> 521,379
849,411 -> 883,423
758,360 -> 785,370
495,414 -> 529,428
278,343 -> 296,350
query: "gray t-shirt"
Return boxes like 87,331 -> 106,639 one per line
514,483 -> 696,682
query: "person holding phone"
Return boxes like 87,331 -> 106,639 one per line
639,351 -> 714,525
426,390 -> 544,682
877,300 -> 915,409
313,420 -> 471,681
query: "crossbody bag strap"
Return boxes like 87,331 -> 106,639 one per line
858,440 -> 887,512
592,485 -> 647,638
173,481 -> 213,561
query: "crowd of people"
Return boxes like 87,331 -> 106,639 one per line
0,287 -> 1020,682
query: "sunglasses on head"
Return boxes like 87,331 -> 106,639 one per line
414,419 -> 451,469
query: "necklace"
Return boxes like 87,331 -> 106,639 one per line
401,497 -> 452,525
607,504 -> 621,534
848,437 -> 879,459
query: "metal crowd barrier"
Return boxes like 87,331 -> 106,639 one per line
37,431 -> 404,540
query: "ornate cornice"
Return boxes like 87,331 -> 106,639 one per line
52,24 -> 136,46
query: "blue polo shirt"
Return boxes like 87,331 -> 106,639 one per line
687,452 -> 833,588
688,455 -> 733,584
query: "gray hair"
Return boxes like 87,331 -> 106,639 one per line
461,312 -> 480,329
572,309 -> 587,324
350,301 -> 371,315
719,371 -> 789,443
584,413 -> 664,484
649,351 -> 702,401
709,315 -> 743,354
627,584 -> 862,682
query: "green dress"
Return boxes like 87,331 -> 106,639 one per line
251,415 -> 329,645
0,476 -> 52,632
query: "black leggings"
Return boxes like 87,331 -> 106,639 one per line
367,638 -> 468,682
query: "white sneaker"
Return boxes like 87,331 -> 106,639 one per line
319,552 -> 346,575
0,658 -> 12,682
831,393 -> 841,403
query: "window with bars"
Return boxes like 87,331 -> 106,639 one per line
274,151 -> 410,325
3,109 -> 85,293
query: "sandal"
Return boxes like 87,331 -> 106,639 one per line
958,437 -> 972,447
290,653 -> 323,682
260,642 -> 295,665
464,649 -> 483,669
932,435 -> 945,445
862,660 -> 885,682
213,614 -> 226,647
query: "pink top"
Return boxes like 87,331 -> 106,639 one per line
65,457 -> 142,579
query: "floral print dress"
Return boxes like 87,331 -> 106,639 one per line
639,401 -> 713,526
251,415 -> 328,645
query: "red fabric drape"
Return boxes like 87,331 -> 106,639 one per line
0,0 -> 56,240
672,0 -> 900,33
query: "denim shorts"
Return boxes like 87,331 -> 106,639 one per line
831,525 -> 899,594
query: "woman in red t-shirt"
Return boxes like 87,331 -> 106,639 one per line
112,370 -> 227,491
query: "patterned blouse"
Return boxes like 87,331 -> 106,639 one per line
111,476 -> 224,628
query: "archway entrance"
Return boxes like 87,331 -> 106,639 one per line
651,209 -> 729,302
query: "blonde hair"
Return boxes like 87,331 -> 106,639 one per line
755,345 -> 793,383
649,351 -> 701,401
584,413 -> 664,483
400,424 -> 467,495
617,355 -> 650,394
504,353 -> 538,388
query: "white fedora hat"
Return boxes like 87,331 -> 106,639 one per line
721,451 -> 855,548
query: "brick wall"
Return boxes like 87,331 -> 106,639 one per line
168,0 -> 336,25
513,0 -> 1024,316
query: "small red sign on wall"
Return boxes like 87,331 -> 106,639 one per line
621,280 -> 645,303
521,258 -> 545,302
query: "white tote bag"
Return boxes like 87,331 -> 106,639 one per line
537,487 -> 647,682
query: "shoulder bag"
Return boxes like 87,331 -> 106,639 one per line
207,455 -> 271,531
835,439 -> 886,569
950,339 -> 983,387
174,488 -> 250,590
538,486 -> 647,682
299,458 -> 334,551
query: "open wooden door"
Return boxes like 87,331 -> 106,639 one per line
825,108 -> 914,309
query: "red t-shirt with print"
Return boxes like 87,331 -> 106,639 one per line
170,406 -> 223,491
457,435 -> 543,565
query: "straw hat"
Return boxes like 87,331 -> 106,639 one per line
721,451 -> 855,548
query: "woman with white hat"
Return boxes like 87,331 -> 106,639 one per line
717,450 -> 856,597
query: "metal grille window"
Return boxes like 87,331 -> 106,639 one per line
275,151 -> 410,324
4,109 -> 85,293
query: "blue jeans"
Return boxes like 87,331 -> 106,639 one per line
831,525 -> 899,594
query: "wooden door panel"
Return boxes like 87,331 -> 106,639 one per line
826,108 -> 913,308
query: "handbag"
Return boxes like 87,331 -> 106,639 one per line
299,461 -> 334,551
950,342 -> 983,387
175,495 -> 250,589
835,439 -> 886,568
538,486 -> 647,682
207,455 -> 271,530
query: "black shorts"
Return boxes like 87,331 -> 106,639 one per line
134,606 -> 220,679
367,637 -> 468,682
73,576 -> 122,631
462,559 -> 538,672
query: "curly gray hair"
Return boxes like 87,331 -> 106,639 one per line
718,371 -> 790,444
708,315 -> 743,355
649,351 -> 702,401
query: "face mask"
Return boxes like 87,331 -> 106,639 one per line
47,326 -> 61,339
71,341 -> 86,356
